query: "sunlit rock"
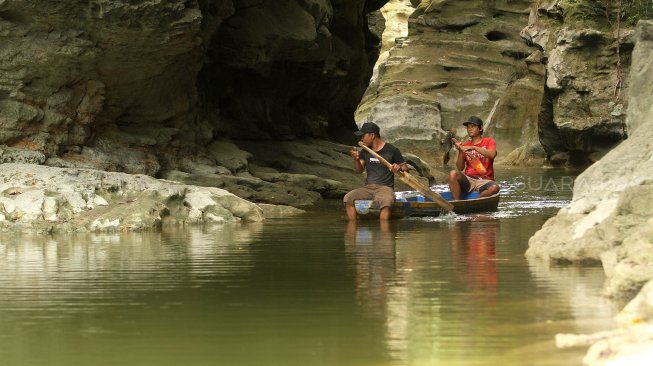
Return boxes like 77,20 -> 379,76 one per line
527,20 -> 653,303
0,163 -> 266,233
627,20 -> 653,132
522,0 -> 634,166
356,0 -> 541,167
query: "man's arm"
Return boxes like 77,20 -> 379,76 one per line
455,149 -> 466,171
463,138 -> 497,159
354,158 -> 365,174
390,148 -> 409,173
350,148 -> 365,174
465,145 -> 496,159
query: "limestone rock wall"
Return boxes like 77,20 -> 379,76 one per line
0,0 -> 214,170
356,0 -> 639,168
355,0 -> 543,167
198,0 -> 385,142
0,0 -> 393,207
521,0 -> 633,165
0,0 -> 383,173
1,0 -> 645,210
626,20 -> 653,133
527,20 -> 653,302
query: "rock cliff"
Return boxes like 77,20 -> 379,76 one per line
0,0 -> 650,225
357,0 -> 636,168
0,1 -> 643,199
357,0 -> 543,166
0,0 -> 397,210
528,20 -> 653,366
526,20 -> 653,301
521,0 -> 633,166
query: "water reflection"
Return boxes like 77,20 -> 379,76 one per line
0,168 -> 622,366
450,218 -> 499,296
345,221 -> 411,364
0,224 -> 264,319
340,213 -> 616,366
344,220 -> 397,318
526,257 -> 619,329
343,219 -> 503,364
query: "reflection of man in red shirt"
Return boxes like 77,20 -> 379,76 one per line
447,116 -> 500,200
450,220 -> 499,293
465,226 -> 498,291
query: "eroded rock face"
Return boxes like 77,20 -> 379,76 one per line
525,22 -> 653,366
0,0 -> 383,171
197,0 -> 385,142
0,163 -> 265,234
357,1 -> 640,168
522,0 -> 633,165
0,0 -> 393,207
527,21 -> 653,302
355,0 -> 542,167
627,20 -> 653,133
0,0 -> 219,173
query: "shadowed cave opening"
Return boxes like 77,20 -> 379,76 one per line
485,30 -> 509,41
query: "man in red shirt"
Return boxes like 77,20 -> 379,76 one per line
447,116 -> 500,200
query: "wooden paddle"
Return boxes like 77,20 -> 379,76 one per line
357,142 -> 453,212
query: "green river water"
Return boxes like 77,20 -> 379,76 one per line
0,168 -> 618,366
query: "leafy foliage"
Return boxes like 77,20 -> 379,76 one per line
620,0 -> 653,25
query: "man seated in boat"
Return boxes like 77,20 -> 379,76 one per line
344,122 -> 408,221
447,116 -> 500,200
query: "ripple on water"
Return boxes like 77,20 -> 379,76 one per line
396,179 -> 572,222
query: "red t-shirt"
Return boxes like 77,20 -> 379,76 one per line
461,137 -> 496,180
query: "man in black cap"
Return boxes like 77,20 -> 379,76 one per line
448,116 -> 500,200
344,122 -> 408,221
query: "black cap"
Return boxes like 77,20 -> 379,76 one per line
354,122 -> 380,137
462,116 -> 483,128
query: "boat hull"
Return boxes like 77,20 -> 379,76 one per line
354,193 -> 500,218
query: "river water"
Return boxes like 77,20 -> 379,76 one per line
0,168 -> 618,366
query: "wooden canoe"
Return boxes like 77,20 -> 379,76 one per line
354,192 -> 500,218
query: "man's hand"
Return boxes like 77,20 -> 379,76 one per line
351,148 -> 364,174
452,137 -> 463,151
350,148 -> 360,160
390,163 -> 406,173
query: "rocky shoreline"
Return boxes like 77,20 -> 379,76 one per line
0,163 -> 299,234
0,138 -> 441,233
527,20 -> 653,366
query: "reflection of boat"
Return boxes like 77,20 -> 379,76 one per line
354,192 -> 500,218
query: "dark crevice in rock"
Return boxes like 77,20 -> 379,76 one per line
501,49 -> 529,60
364,0 -> 389,13
443,65 -> 462,72
538,85 -> 561,159
485,30 -> 509,41
0,10 -> 26,23
196,1 -> 381,144
537,6 -> 563,22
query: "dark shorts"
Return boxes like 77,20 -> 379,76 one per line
343,184 -> 395,208
459,174 -> 499,194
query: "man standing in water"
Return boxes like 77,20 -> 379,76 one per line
448,116 -> 500,200
344,122 -> 408,221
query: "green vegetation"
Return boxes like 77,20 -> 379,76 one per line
563,0 -> 610,29
619,0 -> 653,25
562,0 -> 653,28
